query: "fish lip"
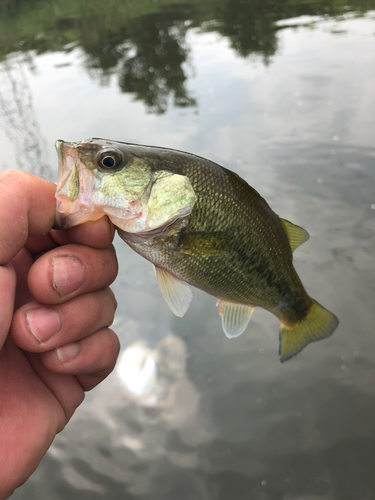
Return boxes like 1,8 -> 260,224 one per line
55,202 -> 100,229
55,205 -> 74,229
55,140 -> 83,229
55,140 -> 79,183
55,140 -> 78,167
55,139 -> 77,161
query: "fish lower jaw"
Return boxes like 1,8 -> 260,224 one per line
55,199 -> 108,228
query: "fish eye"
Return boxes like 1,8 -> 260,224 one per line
97,150 -> 124,170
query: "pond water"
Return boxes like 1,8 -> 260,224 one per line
1,1 -> 375,499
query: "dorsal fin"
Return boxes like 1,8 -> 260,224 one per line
279,218 -> 309,252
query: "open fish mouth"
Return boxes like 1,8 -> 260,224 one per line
55,140 -> 84,228
55,140 -> 121,229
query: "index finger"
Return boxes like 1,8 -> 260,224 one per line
0,171 -> 56,264
25,217 -> 116,256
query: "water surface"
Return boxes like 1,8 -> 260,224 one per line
1,1 -> 375,499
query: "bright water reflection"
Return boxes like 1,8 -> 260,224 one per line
118,343 -> 158,398
1,0 -> 375,498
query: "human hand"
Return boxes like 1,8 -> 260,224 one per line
0,171 -> 119,499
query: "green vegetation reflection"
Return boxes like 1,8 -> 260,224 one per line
1,0 -> 375,113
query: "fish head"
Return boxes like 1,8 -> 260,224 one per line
55,138 -> 196,235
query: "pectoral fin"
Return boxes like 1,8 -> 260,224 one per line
154,266 -> 192,317
279,218 -> 309,252
178,231 -> 233,256
218,300 -> 255,338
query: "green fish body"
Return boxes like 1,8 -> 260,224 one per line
55,138 -> 338,361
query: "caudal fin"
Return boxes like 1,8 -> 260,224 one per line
279,300 -> 338,362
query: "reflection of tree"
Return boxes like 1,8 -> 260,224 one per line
0,56 -> 50,178
70,6 -> 196,113
209,0 -> 369,63
79,21 -> 130,82
118,10 -> 196,114
204,0 -> 375,62
211,0 -> 279,61
1,0 -> 375,114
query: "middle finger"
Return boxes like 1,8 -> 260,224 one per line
11,288 -> 117,352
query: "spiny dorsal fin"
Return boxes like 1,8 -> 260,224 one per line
217,300 -> 255,338
154,266 -> 192,317
279,218 -> 309,252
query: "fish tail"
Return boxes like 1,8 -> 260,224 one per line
279,299 -> 338,362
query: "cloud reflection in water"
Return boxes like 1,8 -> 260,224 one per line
115,333 -> 202,429
117,342 -> 157,398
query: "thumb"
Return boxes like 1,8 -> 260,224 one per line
0,171 -> 56,265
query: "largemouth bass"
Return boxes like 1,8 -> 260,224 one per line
55,138 -> 338,362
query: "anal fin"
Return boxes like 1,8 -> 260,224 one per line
154,266 -> 192,317
218,300 -> 255,338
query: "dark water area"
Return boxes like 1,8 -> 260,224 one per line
1,0 -> 375,499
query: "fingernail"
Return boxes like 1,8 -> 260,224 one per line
26,308 -> 62,343
56,342 -> 80,363
52,256 -> 86,296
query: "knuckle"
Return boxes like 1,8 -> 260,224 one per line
91,290 -> 116,325
90,292 -> 106,322
95,328 -> 119,373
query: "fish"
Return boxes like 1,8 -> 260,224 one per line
55,138 -> 338,362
